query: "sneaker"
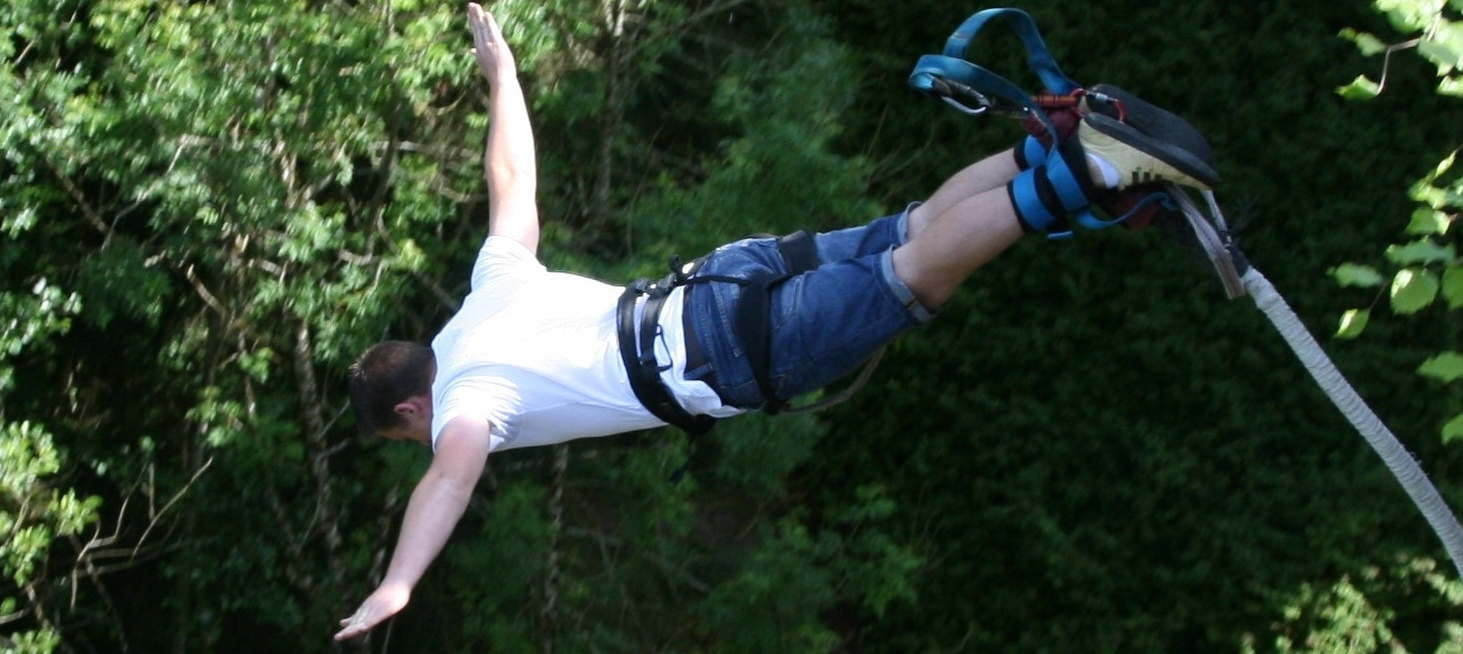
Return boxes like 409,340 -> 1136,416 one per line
1075,84 -> 1218,191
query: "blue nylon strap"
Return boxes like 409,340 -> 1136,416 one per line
1071,209 -> 1113,231
1071,192 -> 1176,230
940,8 -> 1079,95
1009,168 -> 1052,230
1043,151 -> 1090,212
909,9 -> 1082,143
913,8 -> 1158,238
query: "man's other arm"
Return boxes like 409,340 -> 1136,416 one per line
333,417 -> 492,641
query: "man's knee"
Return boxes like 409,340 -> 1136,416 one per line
890,245 -> 954,310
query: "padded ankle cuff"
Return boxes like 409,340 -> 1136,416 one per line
1008,165 -> 1068,236
1010,142 -> 1111,239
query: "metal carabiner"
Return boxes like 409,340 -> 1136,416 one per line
931,77 -> 1031,119
929,77 -> 992,115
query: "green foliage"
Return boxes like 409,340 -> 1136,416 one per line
1334,0 -> 1463,444
1334,262 -> 1388,288
1418,351 -> 1463,382
0,280 -> 78,394
623,4 -> 877,262
1339,308 -> 1374,339
1343,0 -> 1463,97
0,53 -> 97,640
0,422 -> 100,586
1252,557 -> 1463,654
698,485 -> 918,653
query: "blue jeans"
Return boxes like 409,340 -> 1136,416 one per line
683,205 -> 934,409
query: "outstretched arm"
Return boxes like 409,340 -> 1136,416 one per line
333,417 -> 491,641
470,3 -> 540,255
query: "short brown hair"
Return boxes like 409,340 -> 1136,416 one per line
349,341 -> 435,435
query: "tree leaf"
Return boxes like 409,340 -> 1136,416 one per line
1391,268 -> 1440,314
1418,351 -> 1463,382
1442,266 -> 1463,308
1335,308 -> 1370,339
1405,207 -> 1452,235
1337,75 -> 1382,100
1442,413 -> 1463,444
1339,28 -> 1390,56
1385,239 -> 1455,265
1440,74 -> 1463,97
1429,149 -> 1457,179
1420,38 -> 1461,73
1332,263 -> 1385,288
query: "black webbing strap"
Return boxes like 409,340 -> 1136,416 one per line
618,230 -> 820,423
616,279 -> 717,436
734,230 -> 819,414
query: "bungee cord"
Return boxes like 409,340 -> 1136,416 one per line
1175,187 -> 1463,577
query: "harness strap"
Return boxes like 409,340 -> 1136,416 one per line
735,230 -> 820,414
908,8 -> 1081,140
616,280 -> 716,436
618,230 -> 835,424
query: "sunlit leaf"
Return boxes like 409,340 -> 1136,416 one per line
1340,28 -> 1390,56
1405,207 -> 1452,235
1440,74 -> 1463,97
1420,37 -> 1461,73
1337,75 -> 1382,100
1336,308 -> 1371,339
1391,268 -> 1440,314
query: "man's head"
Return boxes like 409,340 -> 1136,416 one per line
349,341 -> 435,444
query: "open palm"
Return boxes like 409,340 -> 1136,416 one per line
468,3 -> 516,84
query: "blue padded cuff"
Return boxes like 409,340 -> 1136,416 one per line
1009,167 -> 1068,236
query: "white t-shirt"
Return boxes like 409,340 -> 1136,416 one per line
429,236 -> 741,452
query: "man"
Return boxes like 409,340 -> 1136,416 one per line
334,3 -> 1217,641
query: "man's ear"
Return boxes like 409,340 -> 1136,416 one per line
393,395 -> 429,418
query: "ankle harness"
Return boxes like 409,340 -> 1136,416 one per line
616,231 -> 821,434
908,8 -> 1164,237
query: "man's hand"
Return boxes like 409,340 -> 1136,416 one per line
468,3 -> 516,86
334,582 -> 410,641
